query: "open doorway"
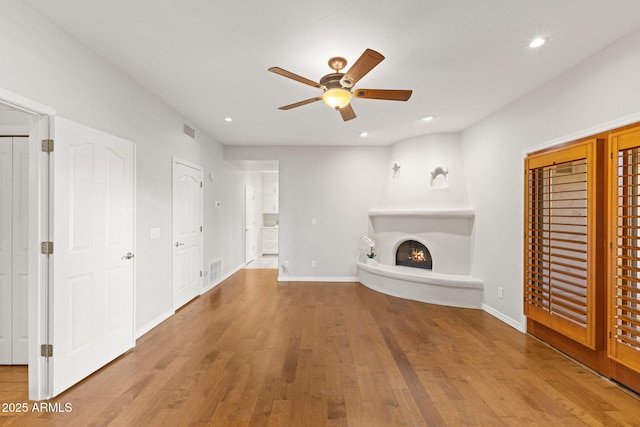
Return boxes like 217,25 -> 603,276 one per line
231,160 -> 279,269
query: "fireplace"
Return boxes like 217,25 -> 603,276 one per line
396,240 -> 432,270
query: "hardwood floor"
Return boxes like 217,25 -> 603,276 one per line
2,268 -> 640,426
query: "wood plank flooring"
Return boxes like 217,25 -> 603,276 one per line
1,268 -> 640,426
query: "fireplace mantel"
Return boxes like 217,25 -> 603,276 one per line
368,207 -> 475,237
368,207 -> 475,218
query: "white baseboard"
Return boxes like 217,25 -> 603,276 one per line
277,276 -> 359,283
135,309 -> 175,339
201,264 -> 242,295
482,304 -> 527,333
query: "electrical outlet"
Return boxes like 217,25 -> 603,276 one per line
311,260 -> 317,268
498,286 -> 504,299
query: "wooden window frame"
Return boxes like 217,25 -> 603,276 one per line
524,138 -> 604,350
609,127 -> 640,373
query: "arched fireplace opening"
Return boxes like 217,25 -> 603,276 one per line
396,240 -> 432,270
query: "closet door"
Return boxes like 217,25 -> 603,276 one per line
12,137 -> 29,363
0,137 -> 12,363
524,139 -> 599,349
609,126 -> 640,372
0,137 -> 28,364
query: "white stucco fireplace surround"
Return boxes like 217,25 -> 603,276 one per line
357,133 -> 484,309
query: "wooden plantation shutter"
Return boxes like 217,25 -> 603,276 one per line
610,126 -> 640,372
525,139 -> 598,349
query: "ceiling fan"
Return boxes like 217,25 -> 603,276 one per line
268,48 -> 412,122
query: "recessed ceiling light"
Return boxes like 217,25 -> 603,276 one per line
422,116 -> 434,122
529,37 -> 545,48
224,116 -> 233,122
360,131 -> 369,137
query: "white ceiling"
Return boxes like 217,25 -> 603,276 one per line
21,0 -> 640,146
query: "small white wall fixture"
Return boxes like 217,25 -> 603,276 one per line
430,166 -> 448,188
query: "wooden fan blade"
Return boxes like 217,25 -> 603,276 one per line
268,67 -> 325,89
339,104 -> 356,121
278,96 -> 323,110
343,49 -> 385,85
353,89 -> 412,101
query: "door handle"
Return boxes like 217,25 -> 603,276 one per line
175,242 -> 185,247
121,252 -> 134,260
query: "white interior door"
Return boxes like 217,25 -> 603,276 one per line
0,137 -> 13,363
0,137 -> 29,365
172,158 -> 203,309
245,185 -> 256,264
51,117 -> 135,396
12,137 -> 29,364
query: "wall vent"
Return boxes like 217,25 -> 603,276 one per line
183,124 -> 196,139
209,258 -> 223,285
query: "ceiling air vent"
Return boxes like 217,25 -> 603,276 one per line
183,124 -> 196,139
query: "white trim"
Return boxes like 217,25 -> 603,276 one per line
201,264 -> 242,294
523,111 -> 640,156
132,145 -> 138,347
135,309 -> 175,340
277,276 -> 359,282
0,90 -> 55,401
0,88 -> 55,116
482,304 -> 527,333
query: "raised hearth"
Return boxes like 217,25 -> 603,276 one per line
358,262 -> 483,308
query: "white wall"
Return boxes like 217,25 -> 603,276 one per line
461,26 -> 640,327
224,146 -> 389,279
0,0 -> 247,334
377,133 -> 470,209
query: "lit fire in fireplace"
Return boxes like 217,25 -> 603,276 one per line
409,249 -> 426,263
396,240 -> 432,270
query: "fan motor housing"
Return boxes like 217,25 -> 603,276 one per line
320,73 -> 349,91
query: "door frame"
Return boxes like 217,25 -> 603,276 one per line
0,87 -> 54,401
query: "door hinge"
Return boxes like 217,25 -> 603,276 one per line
200,271 -> 203,277
200,181 -> 203,188
40,344 -> 53,357
41,139 -> 54,153
200,226 -> 203,232
41,241 -> 54,255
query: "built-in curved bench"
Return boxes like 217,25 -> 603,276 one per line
358,261 -> 484,309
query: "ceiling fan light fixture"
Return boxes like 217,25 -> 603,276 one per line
322,88 -> 352,109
